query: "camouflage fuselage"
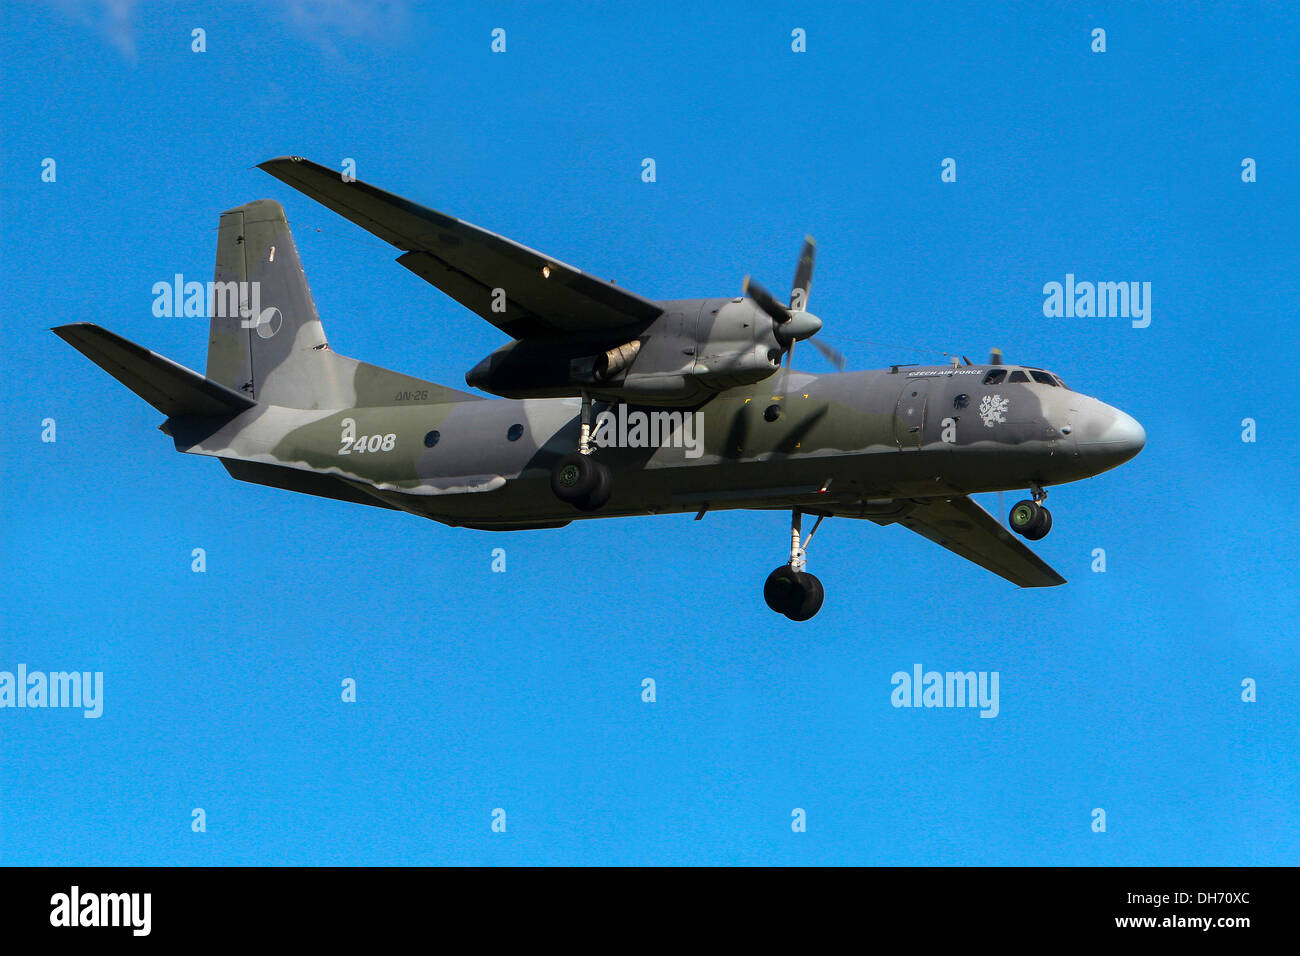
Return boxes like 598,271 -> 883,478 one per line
171,364 -> 1143,529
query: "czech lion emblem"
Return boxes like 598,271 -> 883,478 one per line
979,394 -> 1009,428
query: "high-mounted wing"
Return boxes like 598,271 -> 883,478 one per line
846,495 -> 1066,588
258,156 -> 662,339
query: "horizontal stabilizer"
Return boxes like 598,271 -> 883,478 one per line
53,323 -> 256,418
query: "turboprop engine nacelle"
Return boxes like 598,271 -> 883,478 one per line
465,297 -> 784,405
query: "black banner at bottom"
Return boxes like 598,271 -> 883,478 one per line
0,866 -> 1270,941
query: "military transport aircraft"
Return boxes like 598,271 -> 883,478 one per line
55,156 -> 1145,620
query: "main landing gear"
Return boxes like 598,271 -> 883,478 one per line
764,508 -> 826,621
551,392 -> 612,511
1008,483 -> 1052,541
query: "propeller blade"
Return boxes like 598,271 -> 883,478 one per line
743,275 -> 791,327
989,348 -> 1003,366
777,340 -> 794,402
790,235 -> 816,310
810,337 -> 846,372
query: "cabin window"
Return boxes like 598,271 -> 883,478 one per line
423,430 -> 440,448
982,369 -> 1006,385
1009,370 -> 1030,383
1029,370 -> 1057,386
507,423 -> 524,441
953,393 -> 969,409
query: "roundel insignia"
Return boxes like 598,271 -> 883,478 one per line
254,306 -> 284,339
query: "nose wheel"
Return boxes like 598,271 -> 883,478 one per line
764,508 -> 826,621
551,391 -> 612,511
1009,485 -> 1052,540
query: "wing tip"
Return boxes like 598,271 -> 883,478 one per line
258,155 -> 330,179
52,321 -> 103,343
259,154 -> 305,169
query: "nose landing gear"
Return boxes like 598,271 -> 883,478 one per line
764,508 -> 826,621
551,392 -> 612,511
1009,483 -> 1052,540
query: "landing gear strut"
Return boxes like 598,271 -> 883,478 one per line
1008,483 -> 1052,541
551,391 -> 612,511
763,508 -> 826,621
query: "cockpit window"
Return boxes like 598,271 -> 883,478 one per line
1029,370 -> 1057,386
1008,370 -> 1030,383
982,369 -> 1007,385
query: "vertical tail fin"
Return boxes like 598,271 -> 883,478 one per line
207,199 -> 350,408
207,199 -> 482,409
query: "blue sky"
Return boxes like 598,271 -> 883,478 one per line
1,1 -> 1296,865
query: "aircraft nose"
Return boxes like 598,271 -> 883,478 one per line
1073,402 -> 1145,471
1098,409 -> 1146,455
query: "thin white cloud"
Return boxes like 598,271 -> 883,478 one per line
42,0 -> 410,64
47,0 -> 140,63
281,0 -> 411,58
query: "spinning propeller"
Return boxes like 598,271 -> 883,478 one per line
743,236 -> 846,380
